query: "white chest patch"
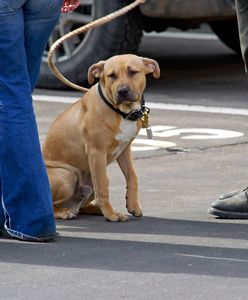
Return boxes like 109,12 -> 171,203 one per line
112,119 -> 137,161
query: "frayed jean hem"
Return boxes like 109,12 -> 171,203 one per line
4,224 -> 56,242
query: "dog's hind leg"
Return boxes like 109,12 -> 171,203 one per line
52,184 -> 78,219
54,207 -> 77,220
54,185 -> 93,220
79,201 -> 103,215
46,161 -> 93,220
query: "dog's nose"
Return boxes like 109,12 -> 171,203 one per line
117,86 -> 130,98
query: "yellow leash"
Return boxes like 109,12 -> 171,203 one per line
48,0 -> 146,93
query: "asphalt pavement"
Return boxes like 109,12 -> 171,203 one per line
1,31 -> 248,300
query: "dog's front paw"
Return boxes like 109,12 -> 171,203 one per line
127,203 -> 143,217
105,212 -> 128,222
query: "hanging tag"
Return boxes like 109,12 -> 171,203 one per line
146,125 -> 153,139
141,107 -> 153,139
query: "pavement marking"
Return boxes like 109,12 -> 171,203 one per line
139,126 -> 244,140
148,102 -> 248,116
144,31 -> 218,41
134,127 -> 243,151
33,94 -> 78,104
33,94 -> 248,116
132,139 -> 176,151
176,253 -> 248,263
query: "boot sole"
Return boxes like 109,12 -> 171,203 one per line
208,207 -> 248,219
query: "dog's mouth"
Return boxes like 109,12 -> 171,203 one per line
115,86 -> 138,105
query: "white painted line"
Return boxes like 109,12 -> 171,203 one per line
148,102 -> 248,116
144,31 -> 218,41
33,94 -> 248,116
33,94 -> 80,104
176,253 -> 248,263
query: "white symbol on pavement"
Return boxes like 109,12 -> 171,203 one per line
132,125 -> 244,151
132,139 -> 176,151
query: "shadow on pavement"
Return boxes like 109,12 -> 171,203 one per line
1,216 -> 248,279
57,215 -> 248,241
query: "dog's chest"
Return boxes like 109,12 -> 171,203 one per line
111,119 -> 137,160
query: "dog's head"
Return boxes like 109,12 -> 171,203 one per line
88,54 -> 160,110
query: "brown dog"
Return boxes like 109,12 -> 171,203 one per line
43,54 -> 160,221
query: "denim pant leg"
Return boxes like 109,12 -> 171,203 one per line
0,1 -> 61,240
23,0 -> 63,91
235,0 -> 248,72
0,181 -> 4,231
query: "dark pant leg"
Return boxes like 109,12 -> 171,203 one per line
235,0 -> 248,72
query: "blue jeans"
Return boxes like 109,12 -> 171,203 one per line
0,0 -> 62,241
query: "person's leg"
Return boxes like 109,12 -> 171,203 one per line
23,0 -> 63,90
0,1 -> 60,241
208,1 -> 248,219
0,181 -> 4,234
235,0 -> 248,72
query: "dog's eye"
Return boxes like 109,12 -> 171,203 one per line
108,73 -> 117,80
128,69 -> 138,77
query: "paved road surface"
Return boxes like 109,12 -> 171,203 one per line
1,31 -> 248,300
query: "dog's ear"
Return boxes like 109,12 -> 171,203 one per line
141,57 -> 160,79
88,60 -> 106,85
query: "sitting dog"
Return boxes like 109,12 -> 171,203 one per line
43,54 -> 160,221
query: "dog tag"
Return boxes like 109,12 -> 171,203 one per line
141,112 -> 149,128
146,126 -> 153,139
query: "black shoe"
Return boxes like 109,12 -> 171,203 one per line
208,188 -> 248,219
218,186 -> 248,200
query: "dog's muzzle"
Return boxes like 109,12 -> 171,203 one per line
116,85 -> 136,104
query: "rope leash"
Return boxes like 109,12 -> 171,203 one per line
48,0 -> 146,93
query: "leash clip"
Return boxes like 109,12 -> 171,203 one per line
141,107 -> 150,128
